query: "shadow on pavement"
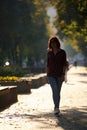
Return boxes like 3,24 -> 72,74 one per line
2,106 -> 87,130
71,72 -> 87,77
58,106 -> 87,130
79,81 -> 87,84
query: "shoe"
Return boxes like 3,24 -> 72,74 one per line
54,108 -> 60,115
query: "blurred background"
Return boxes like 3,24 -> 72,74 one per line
0,0 -> 87,76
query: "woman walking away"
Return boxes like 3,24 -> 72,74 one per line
46,36 -> 68,116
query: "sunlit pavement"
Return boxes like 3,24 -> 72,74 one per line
0,66 -> 87,130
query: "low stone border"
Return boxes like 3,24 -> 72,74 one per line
0,74 -> 46,110
0,73 -> 46,93
31,75 -> 47,88
0,80 -> 31,94
0,86 -> 18,109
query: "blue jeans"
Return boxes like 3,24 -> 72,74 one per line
48,77 -> 63,109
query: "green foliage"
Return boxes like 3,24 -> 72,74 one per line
0,66 -> 24,77
49,0 -> 87,56
0,0 -> 49,66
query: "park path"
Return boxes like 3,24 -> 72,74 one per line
0,66 -> 87,130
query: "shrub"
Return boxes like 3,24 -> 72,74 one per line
0,65 -> 25,77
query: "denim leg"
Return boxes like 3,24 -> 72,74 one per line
48,77 -> 63,109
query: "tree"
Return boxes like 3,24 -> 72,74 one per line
49,0 -> 87,56
0,0 -> 49,66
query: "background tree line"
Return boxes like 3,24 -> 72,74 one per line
1,0 -> 87,68
49,0 -> 87,58
0,0 -> 49,67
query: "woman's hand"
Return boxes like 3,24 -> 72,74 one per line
60,75 -> 65,82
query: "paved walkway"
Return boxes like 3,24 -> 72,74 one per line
0,67 -> 87,130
